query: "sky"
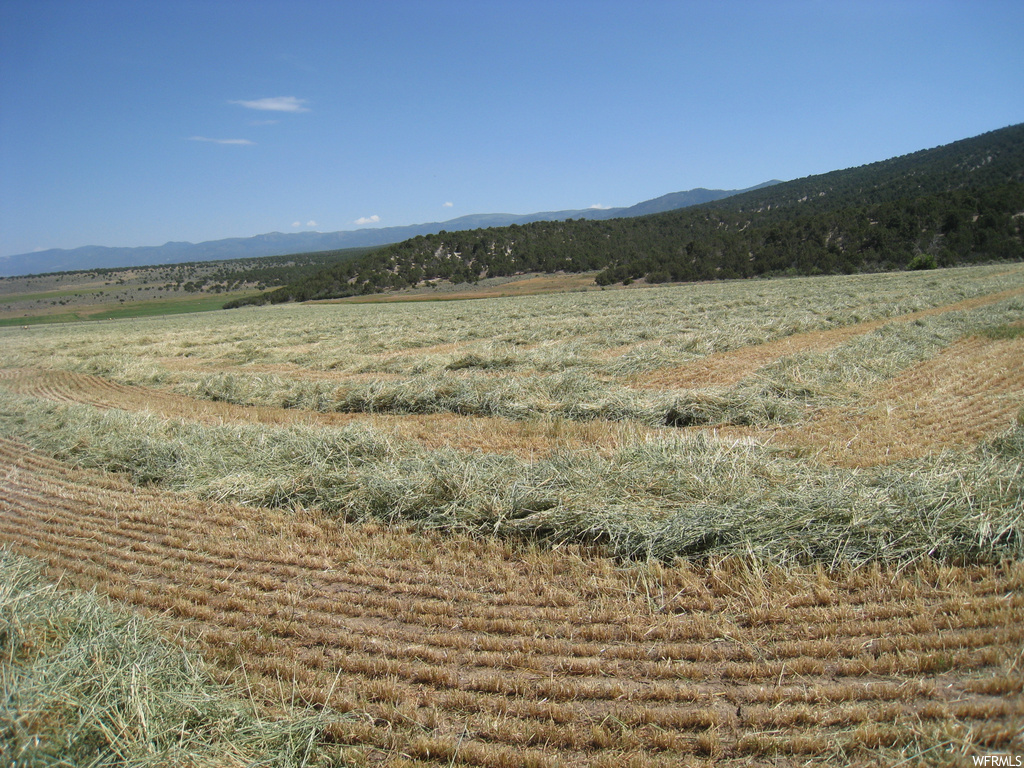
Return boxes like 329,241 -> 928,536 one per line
1,0 -> 1022,259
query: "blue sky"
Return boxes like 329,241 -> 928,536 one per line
1,0 -> 1022,258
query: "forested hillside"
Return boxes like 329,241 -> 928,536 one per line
230,124 -> 1024,306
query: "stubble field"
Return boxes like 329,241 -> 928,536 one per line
1,264 -> 1022,766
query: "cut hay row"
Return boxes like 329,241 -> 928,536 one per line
0,438 -> 1021,766
1,267 -> 1021,451
727,329 -> 1024,465
2,389 -> 1021,565
634,282 -> 1024,389
124,284 -> 1024,437
4,265 -> 1022,383
0,367 -> 652,459
1,306 -> 1021,476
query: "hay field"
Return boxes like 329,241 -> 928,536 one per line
1,264 -> 1022,766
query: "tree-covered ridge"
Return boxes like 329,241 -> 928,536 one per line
234,124 -> 1024,305
2,246 -> 376,294
714,121 -> 1024,214
171,246 -> 376,291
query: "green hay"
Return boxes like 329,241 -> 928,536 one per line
1,392 -> 1019,567
0,549 -> 341,767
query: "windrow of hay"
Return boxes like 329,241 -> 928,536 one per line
741,296 -> 1024,400
1,443 -> 1021,767
50,288 -> 1020,434
637,282 -> 1024,389
756,330 -> 1024,466
0,367 -> 658,459
4,264 -> 1022,382
0,390 -> 1019,566
176,367 -> 806,428
0,548 -> 341,767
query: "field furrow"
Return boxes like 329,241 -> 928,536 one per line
1,436 -> 1021,766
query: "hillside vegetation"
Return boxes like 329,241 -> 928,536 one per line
1,184 -> 780,278
233,123 -> 1024,305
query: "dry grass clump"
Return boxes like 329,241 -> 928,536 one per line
0,548 -> 339,767
1,389 -> 1020,566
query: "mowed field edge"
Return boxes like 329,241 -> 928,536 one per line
0,438 -> 1021,766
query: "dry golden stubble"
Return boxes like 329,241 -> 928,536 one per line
757,330 -> 1024,466
632,282 -> 1024,391
3,433 -> 1023,767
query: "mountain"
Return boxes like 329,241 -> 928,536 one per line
238,123 -> 1024,305
0,183 -> 776,278
611,182 -> 782,217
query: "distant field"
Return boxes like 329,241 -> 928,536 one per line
0,292 -> 264,326
0,264 -> 601,324
1,264 -> 1021,766
0,263 -> 262,325
329,271 -> 607,302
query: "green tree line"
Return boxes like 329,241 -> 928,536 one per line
229,123 -> 1024,306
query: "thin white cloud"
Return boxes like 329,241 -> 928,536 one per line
443,201 -> 454,208
306,220 -> 317,227
588,203 -> 612,210
230,96 -> 310,113
354,215 -> 380,226
188,136 -> 255,145
292,221 -> 302,227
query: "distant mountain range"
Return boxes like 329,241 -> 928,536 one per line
0,183 -> 779,278
234,122 -> 1024,306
